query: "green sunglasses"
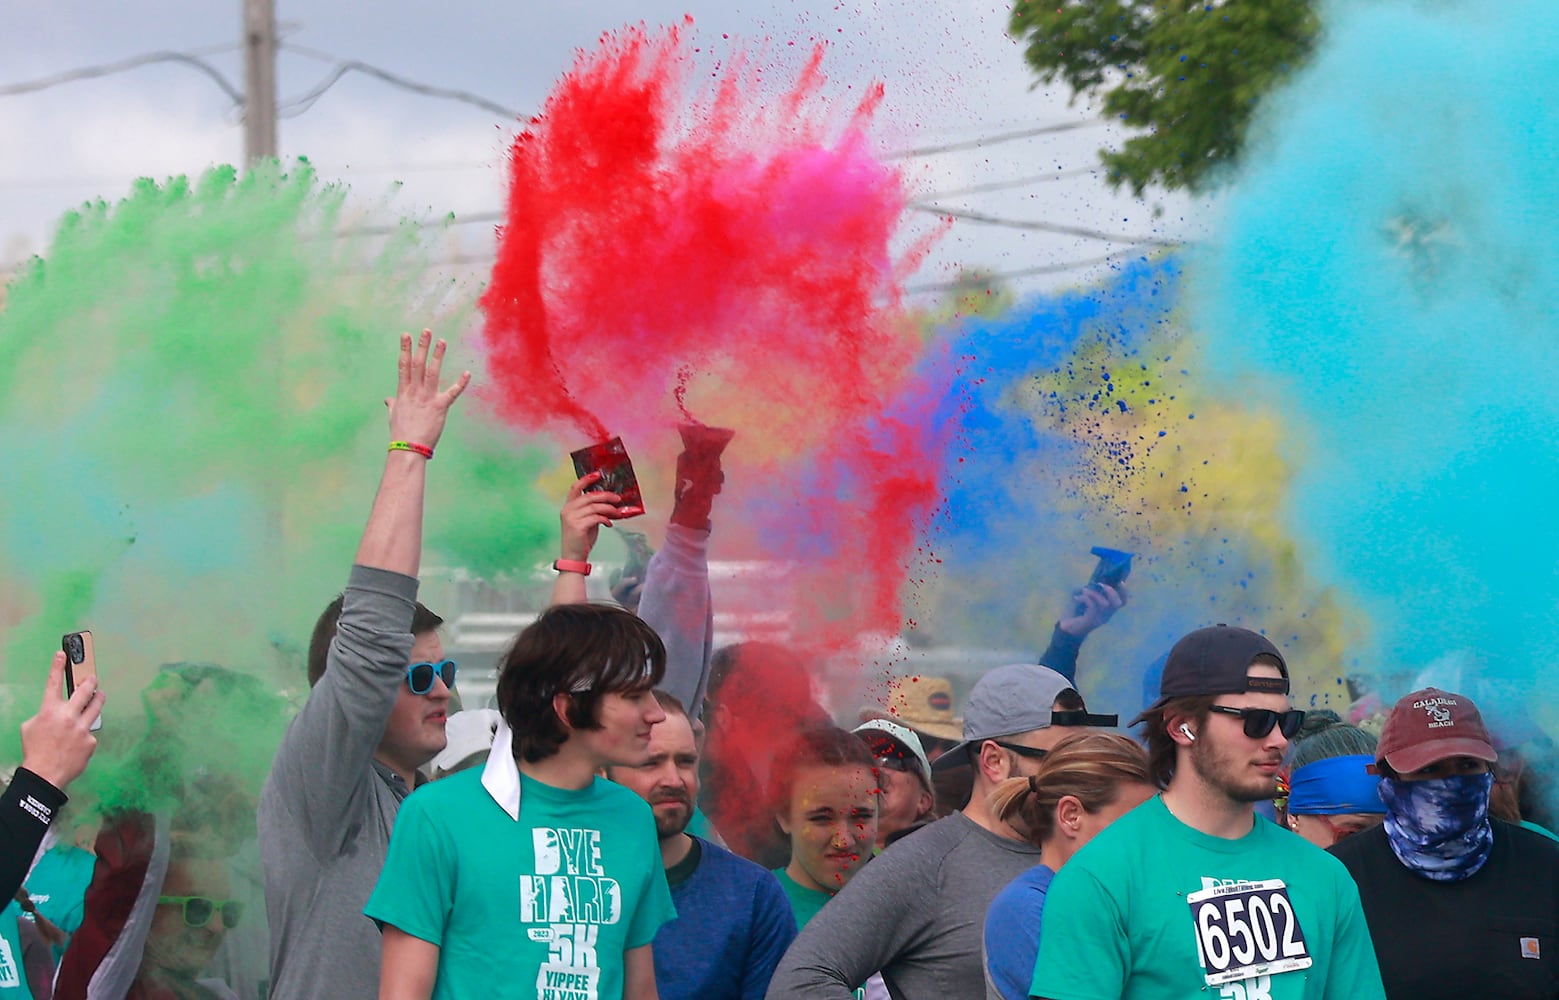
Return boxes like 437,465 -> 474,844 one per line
159,895 -> 243,929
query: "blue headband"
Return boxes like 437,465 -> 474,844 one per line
1287,754 -> 1385,815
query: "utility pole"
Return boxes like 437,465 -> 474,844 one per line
242,0 -> 278,165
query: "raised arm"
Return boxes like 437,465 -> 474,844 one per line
550,472 -> 625,606
266,332 -> 468,855
357,330 -> 471,575
1042,583 -> 1126,684
636,424 -> 731,715
0,652 -> 101,902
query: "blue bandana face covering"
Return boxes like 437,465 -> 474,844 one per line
1378,772 -> 1495,881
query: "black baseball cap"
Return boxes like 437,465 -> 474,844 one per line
1133,625 -> 1289,724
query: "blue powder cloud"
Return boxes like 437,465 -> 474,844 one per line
1193,0 -> 1559,713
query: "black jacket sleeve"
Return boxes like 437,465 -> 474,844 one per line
0,767 -> 67,900
1038,624 -> 1085,685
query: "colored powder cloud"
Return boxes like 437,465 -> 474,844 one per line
846,257 -> 1361,717
480,20 -> 933,456
1193,0 -> 1559,725
0,162 -> 553,808
481,20 -> 946,648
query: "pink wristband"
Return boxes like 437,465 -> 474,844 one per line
553,559 -> 592,576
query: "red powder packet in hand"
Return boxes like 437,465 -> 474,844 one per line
570,437 -> 646,518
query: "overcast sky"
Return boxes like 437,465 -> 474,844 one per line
0,1 -> 1208,297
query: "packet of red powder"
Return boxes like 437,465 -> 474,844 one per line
570,437 -> 646,518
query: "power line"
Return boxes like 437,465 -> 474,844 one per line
901,249 -> 1156,294
910,203 -> 1182,248
885,120 -> 1107,160
920,167 -> 1098,201
275,42 -> 518,119
0,47 -> 244,105
329,210 -> 502,239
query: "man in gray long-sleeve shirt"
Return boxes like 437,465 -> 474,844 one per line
258,331 -> 469,1000
766,663 -> 1120,1000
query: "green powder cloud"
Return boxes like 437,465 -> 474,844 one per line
0,161 -> 557,811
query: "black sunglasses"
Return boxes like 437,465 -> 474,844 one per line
861,733 -> 920,773
1207,705 -> 1305,739
159,895 -> 243,929
992,740 -> 1049,760
405,659 -> 457,695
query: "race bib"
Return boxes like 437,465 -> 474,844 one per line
1187,879 -> 1312,986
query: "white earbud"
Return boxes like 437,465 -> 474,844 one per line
1179,724 -> 1197,742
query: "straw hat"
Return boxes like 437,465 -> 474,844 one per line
859,675 -> 963,743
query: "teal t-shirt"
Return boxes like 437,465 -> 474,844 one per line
1032,796 -> 1385,1000
0,902 -> 31,997
771,869 -> 867,999
366,768 -> 676,1000
771,868 -> 834,929
23,843 -> 94,945
686,806 -> 715,842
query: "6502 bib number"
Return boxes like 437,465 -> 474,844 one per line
1187,879 -> 1313,986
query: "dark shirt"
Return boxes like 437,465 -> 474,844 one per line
1330,818 -> 1559,999
0,769 -> 67,903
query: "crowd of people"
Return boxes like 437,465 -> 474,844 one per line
3,334 -> 1558,999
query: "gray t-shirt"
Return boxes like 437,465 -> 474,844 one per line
766,812 -> 1043,1000
258,565 -> 418,1000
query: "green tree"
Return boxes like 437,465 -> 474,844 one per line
1009,1 -> 1319,195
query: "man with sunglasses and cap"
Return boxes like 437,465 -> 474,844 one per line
1329,686 -> 1559,999
1031,625 -> 1385,1000
259,332 -> 469,1000
768,663 -> 1116,1000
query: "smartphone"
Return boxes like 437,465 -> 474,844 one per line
62,630 -> 102,731
570,436 -> 646,518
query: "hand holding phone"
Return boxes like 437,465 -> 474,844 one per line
62,631 -> 102,732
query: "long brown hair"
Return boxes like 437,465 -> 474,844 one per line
988,732 -> 1151,847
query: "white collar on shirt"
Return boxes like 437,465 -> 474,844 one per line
481,717 -> 523,820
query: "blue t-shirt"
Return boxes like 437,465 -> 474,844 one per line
983,864 -> 1055,1000
654,837 -> 796,1000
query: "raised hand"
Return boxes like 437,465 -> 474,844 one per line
1059,582 -> 1128,638
20,652 -> 102,791
560,472 -> 625,563
386,330 -> 472,451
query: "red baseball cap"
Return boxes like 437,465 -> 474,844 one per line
1376,687 -> 1497,775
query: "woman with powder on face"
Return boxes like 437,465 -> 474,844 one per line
770,726 -> 881,930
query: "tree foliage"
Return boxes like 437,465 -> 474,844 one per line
1009,1 -> 1320,195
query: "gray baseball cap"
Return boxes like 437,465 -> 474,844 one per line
931,663 -> 1085,771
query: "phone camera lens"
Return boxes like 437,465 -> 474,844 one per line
65,635 -> 83,662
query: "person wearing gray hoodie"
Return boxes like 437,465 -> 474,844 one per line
258,331 -> 468,1000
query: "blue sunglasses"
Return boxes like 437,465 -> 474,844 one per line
406,659 -> 457,695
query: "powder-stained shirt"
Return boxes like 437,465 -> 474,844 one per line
766,812 -> 1043,1000
366,768 -> 675,1000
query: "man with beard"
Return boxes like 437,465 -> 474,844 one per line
1031,625 -> 1385,1000
609,691 -> 796,1000
1330,687 -> 1559,999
